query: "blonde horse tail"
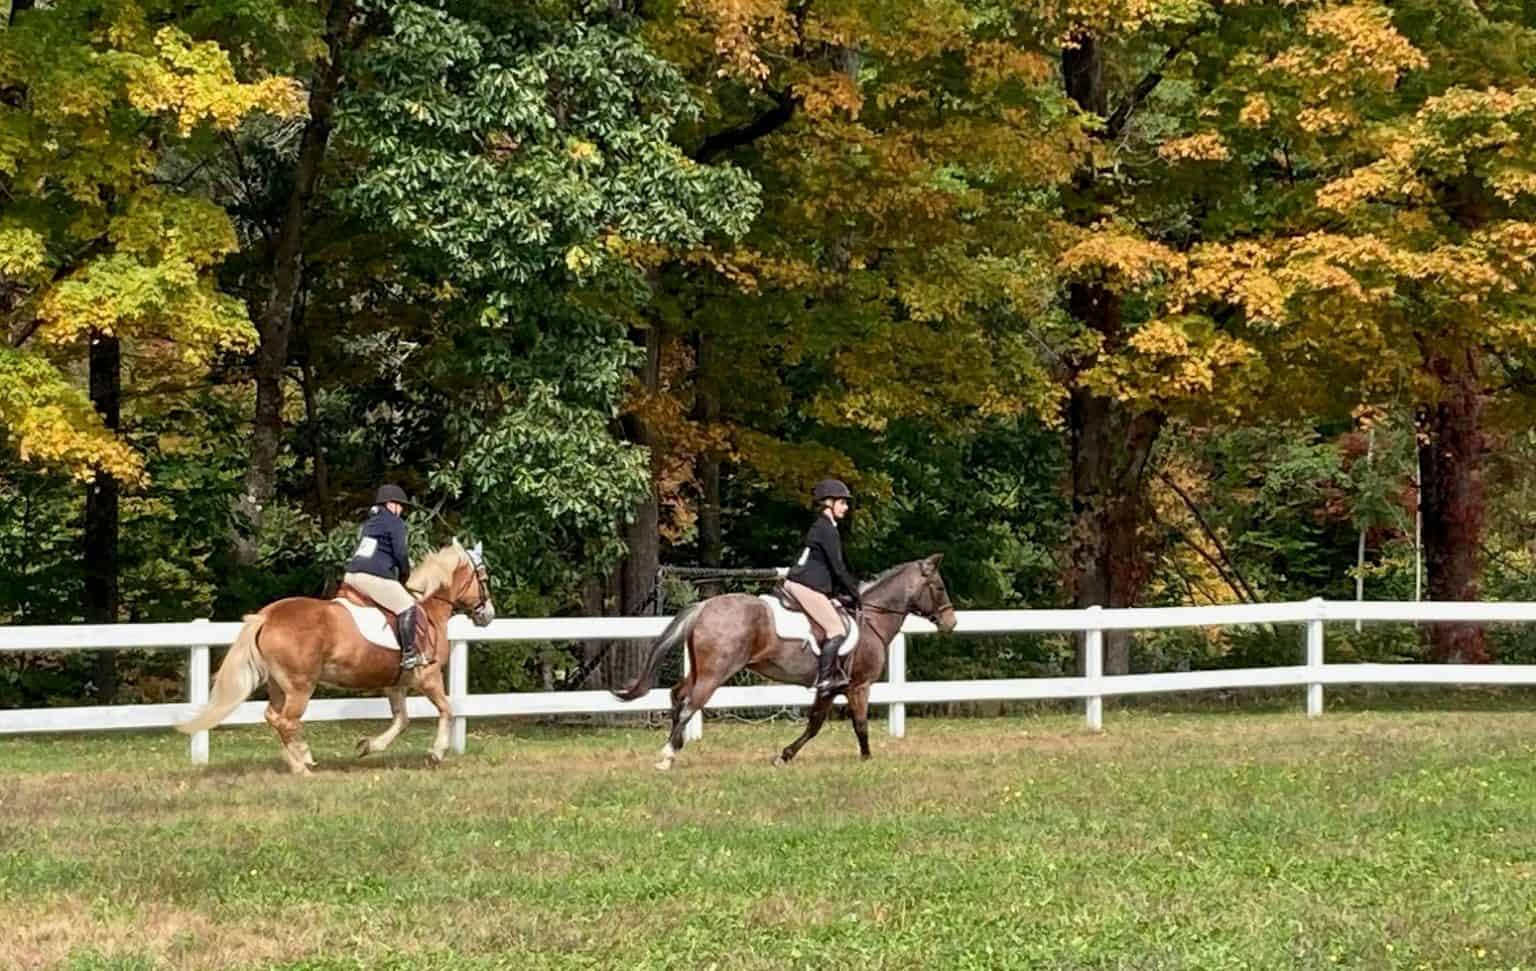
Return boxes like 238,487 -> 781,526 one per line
177,614 -> 268,735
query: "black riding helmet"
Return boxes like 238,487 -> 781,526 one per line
374,484 -> 412,507
812,478 -> 853,503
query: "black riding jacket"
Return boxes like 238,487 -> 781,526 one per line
786,514 -> 860,598
346,506 -> 411,580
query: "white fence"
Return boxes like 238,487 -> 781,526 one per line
4,598 -> 1536,764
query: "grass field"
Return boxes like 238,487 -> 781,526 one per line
5,697 -> 1536,970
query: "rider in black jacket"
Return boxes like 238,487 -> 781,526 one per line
785,478 -> 861,697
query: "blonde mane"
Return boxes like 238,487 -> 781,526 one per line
406,544 -> 466,598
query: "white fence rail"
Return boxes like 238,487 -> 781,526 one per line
3,598 -> 1536,764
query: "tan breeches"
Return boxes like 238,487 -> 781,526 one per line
343,573 -> 417,614
783,580 -> 847,640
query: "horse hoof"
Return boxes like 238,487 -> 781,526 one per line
425,752 -> 443,769
653,759 -> 673,772
355,739 -> 372,758
772,754 -> 788,767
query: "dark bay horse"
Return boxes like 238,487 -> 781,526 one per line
614,554 -> 957,770
178,541 -> 493,773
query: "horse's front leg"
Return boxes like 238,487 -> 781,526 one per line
774,692 -> 836,766
356,687 -> 408,758
417,671 -> 454,767
845,683 -> 873,760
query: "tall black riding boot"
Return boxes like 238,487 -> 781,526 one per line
815,634 -> 849,695
396,605 -> 424,671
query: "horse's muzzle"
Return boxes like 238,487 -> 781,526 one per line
937,610 -> 959,634
473,601 -> 496,627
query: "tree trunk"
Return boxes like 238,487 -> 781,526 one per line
604,323 -> 665,690
234,0 -> 356,563
695,331 -> 723,574
1417,346 -> 1488,662
298,352 -> 333,531
1068,363 -> 1163,675
578,570 -> 618,688
1060,35 -> 1164,675
84,329 -> 120,702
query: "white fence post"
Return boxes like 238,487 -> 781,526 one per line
1085,605 -> 1104,731
887,632 -> 907,738
450,639 -> 468,755
188,618 -> 210,765
1306,597 -> 1325,718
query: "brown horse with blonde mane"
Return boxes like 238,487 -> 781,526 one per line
614,554 -> 956,770
178,541 -> 493,773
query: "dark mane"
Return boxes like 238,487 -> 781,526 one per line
860,560 -> 920,595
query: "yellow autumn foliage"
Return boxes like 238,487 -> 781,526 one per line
1157,132 -> 1230,162
0,347 -> 145,483
0,4 -> 303,483
1058,227 -> 1185,290
126,28 -> 304,134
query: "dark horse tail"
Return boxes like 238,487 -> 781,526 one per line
611,602 -> 705,701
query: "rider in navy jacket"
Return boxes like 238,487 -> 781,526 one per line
347,504 -> 411,580
342,485 -> 424,669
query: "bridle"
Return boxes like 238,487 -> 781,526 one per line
464,548 -> 492,616
415,544 -> 492,616
860,568 -> 952,624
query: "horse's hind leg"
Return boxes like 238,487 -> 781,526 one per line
356,687 -> 408,758
655,677 -> 693,771
266,683 -> 314,775
656,668 -> 722,772
774,692 -> 836,766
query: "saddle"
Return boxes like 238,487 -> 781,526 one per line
764,583 -> 861,658
333,583 -> 404,652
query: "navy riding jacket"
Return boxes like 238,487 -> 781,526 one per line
346,506 -> 411,581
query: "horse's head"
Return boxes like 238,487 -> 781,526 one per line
863,554 -> 957,632
447,539 -> 496,627
911,554 -> 957,632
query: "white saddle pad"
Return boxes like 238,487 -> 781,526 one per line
757,595 -> 860,656
335,599 -> 399,650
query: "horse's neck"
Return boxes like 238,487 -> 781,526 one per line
420,595 -> 454,650
860,601 -> 908,651
859,572 -> 917,650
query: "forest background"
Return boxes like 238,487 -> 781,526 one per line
7,0 -> 1536,707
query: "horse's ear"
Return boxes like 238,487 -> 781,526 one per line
922,553 -> 943,575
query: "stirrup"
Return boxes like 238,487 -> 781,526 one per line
816,671 -> 849,690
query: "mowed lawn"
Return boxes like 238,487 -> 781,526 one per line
5,702 -> 1536,970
